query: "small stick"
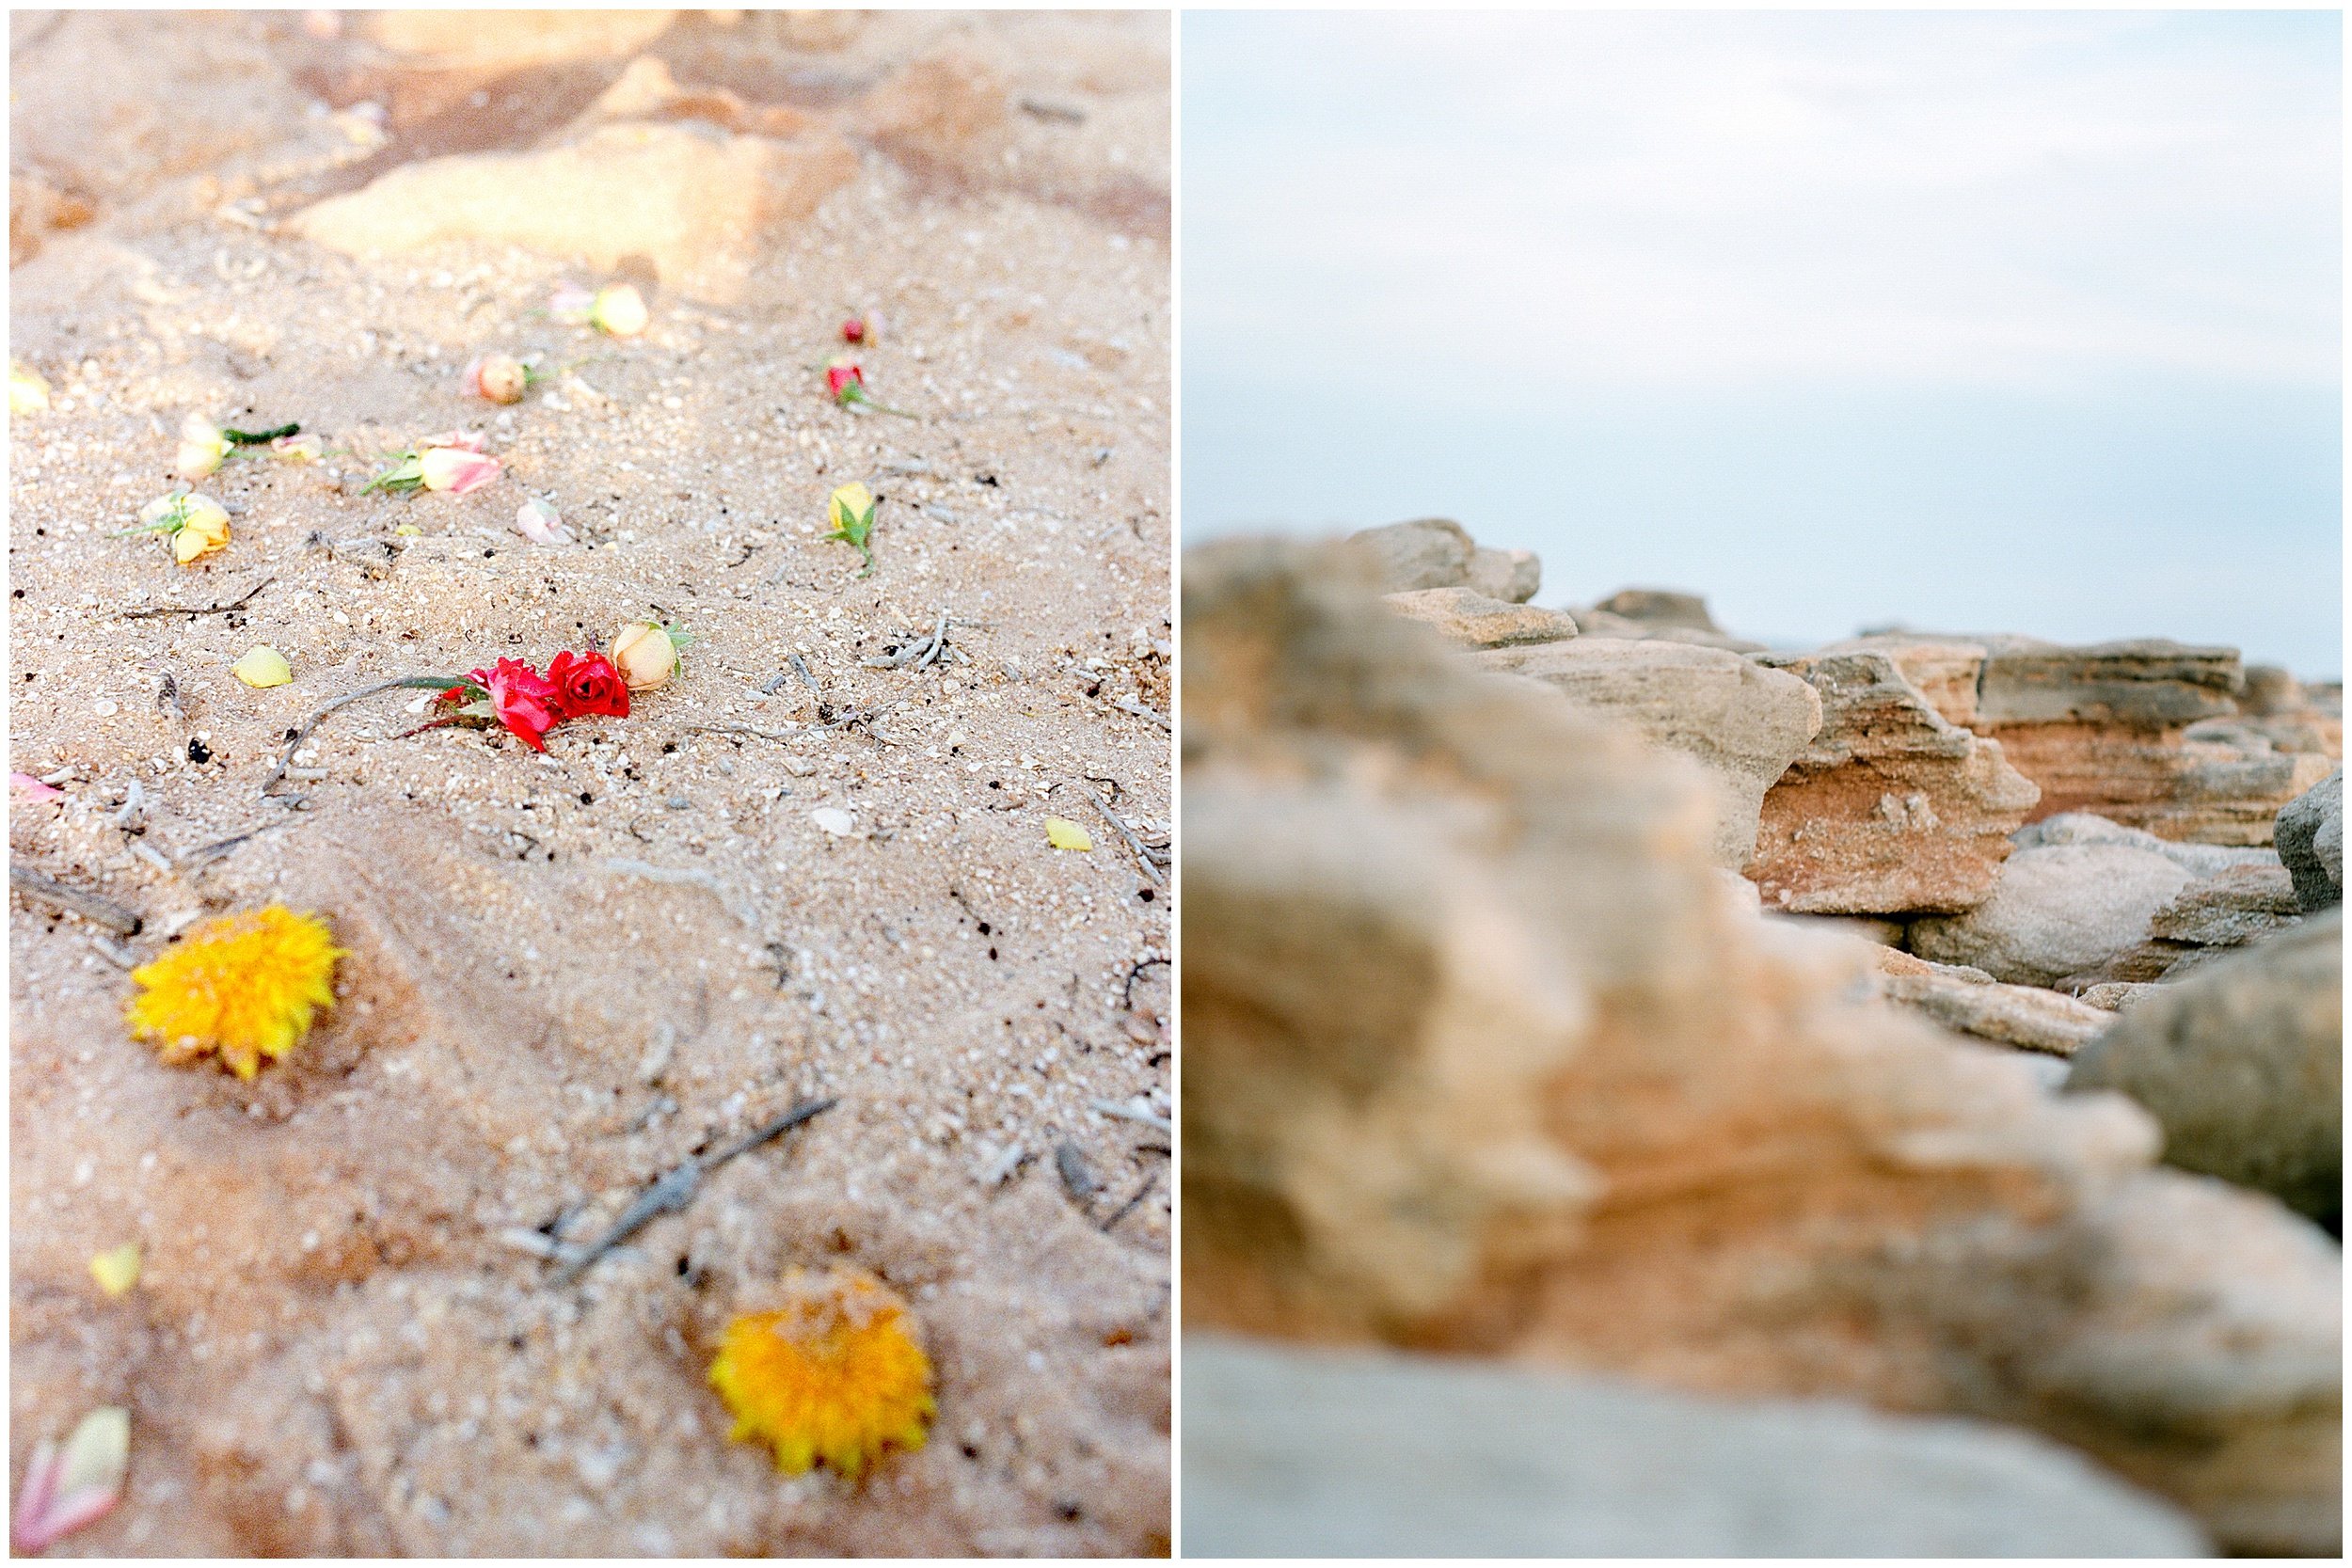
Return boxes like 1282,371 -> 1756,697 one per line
788,653 -> 821,696
1108,697 -> 1170,731
1086,787 -> 1164,885
551,1097 -> 835,1286
758,671 -> 793,695
1089,1099 -> 1171,1135
119,577 -> 275,620
1100,1172 -> 1159,1234
262,675 -> 463,795
9,865 -> 142,935
681,722 -> 804,745
180,817 -> 296,867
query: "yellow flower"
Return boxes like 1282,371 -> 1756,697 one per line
590,283 -> 649,338
176,413 -> 230,480
126,907 -> 345,1081
708,1266 -> 936,1479
135,491 -> 231,563
612,622 -> 677,690
89,1243 -> 142,1298
10,360 -> 51,414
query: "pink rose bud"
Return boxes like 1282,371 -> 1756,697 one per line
549,283 -> 596,325
465,354 -> 531,404
842,317 -> 867,343
513,496 -> 573,546
420,445 -> 501,495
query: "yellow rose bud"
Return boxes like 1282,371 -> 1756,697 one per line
9,360 -> 51,415
590,283 -> 648,338
175,413 -> 230,480
612,622 -> 676,690
231,647 -> 293,689
829,482 -> 875,533
88,1243 -> 142,1298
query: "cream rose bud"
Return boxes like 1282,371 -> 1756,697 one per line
419,444 -> 501,495
590,283 -> 648,338
611,623 -> 676,690
466,353 -> 530,404
176,413 -> 230,479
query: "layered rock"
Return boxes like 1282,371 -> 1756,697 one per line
1871,948 -> 2110,1057
1470,639 -> 1821,868
1749,651 -> 2040,915
1907,843 -> 2191,988
1183,539 -> 2341,1554
2068,911 -> 2342,1230
1963,639 -> 2334,846
2275,768 -> 2343,911
1570,587 -> 1764,652
1187,1337 -> 2206,1557
1383,588 -> 1579,650
1345,518 -> 1538,602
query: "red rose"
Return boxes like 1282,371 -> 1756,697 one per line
547,650 -> 630,720
826,360 -> 865,402
468,657 -> 563,751
841,317 -> 866,343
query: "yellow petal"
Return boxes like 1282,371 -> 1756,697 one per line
89,1243 -> 142,1297
393,523 -> 421,538
10,361 -> 51,414
1044,816 -> 1092,851
231,647 -> 293,689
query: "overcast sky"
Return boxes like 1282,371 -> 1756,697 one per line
1184,10 -> 2343,677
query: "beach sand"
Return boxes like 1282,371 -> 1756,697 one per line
9,10 -> 1170,1554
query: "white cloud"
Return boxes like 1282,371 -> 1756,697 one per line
1186,10 -> 2340,391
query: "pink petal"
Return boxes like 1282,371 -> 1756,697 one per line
10,772 -> 63,800
17,1485 -> 120,1553
421,448 -> 501,495
13,1444 -> 60,1552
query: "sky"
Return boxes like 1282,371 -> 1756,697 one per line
1183,10 -> 2344,678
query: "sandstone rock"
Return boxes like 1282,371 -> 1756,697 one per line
1975,638 -> 2243,726
290,120 -> 858,290
1566,607 -> 1766,652
362,9 -> 680,68
1382,588 -> 1577,650
2068,911 -> 2342,1228
2148,863 -> 2302,947
1465,546 -> 1541,604
2275,768 -> 2343,911
1343,517 -> 1474,593
2080,981 -> 2164,1012
1908,844 -> 2192,988
1471,638 -> 1821,868
854,40 -> 1014,174
1591,587 -> 1720,630
2241,665 -> 2307,716
2014,812 -> 2280,879
1186,1337 -> 2207,1558
1184,538 -> 2341,1553
1872,948 -> 2110,1057
1819,636 -> 1989,728
1750,651 -> 2039,914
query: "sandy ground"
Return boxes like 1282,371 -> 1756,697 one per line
8,10 -> 1169,1556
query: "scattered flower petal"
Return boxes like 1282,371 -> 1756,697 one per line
271,432 -> 324,463
1044,816 -> 1093,851
230,647 -> 293,689
88,1243 -> 142,1298
12,1407 -> 130,1554
10,360 -> 51,414
549,283 -> 596,325
11,772 -> 64,800
589,283 -> 648,338
708,1267 -> 935,1478
127,907 -> 345,1081
512,496 -> 573,546
393,523 -> 422,538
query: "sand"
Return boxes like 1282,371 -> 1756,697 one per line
9,10 -> 1169,1555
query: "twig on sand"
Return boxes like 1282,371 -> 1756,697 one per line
262,675 -> 461,797
119,577 -> 275,620
9,864 -> 142,935
1089,1098 -> 1171,1135
180,816 -> 299,867
1100,1172 -> 1160,1234
1107,697 -> 1169,731
549,1097 -> 837,1286
1121,958 -> 1170,1012
1085,786 -> 1165,884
